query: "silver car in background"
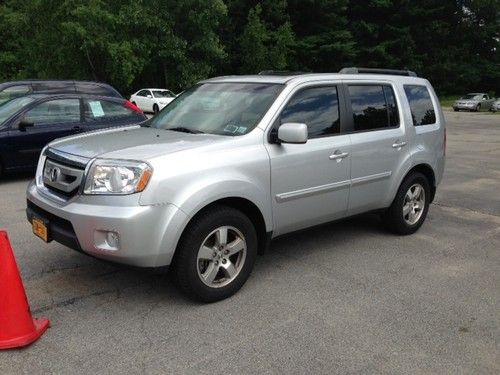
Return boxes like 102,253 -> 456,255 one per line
453,93 -> 494,112
26,68 -> 445,302
489,100 -> 500,112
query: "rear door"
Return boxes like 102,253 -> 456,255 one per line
7,98 -> 82,167
83,98 -> 143,130
343,82 -> 410,215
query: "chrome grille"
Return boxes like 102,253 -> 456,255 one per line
42,148 -> 90,197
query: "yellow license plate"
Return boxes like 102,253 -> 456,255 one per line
32,218 -> 48,242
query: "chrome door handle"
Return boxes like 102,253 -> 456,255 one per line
329,152 -> 349,160
392,141 -> 407,149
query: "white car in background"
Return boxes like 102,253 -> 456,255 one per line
129,88 -> 176,113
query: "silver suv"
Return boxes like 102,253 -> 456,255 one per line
27,68 -> 445,302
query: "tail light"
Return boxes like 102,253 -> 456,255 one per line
124,100 -> 142,113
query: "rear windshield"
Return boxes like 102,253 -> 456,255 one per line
152,90 -> 175,98
149,83 -> 283,136
404,85 -> 436,126
462,94 -> 482,100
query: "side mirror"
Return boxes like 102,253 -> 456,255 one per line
147,94 -> 152,99
277,123 -> 308,144
18,119 -> 34,131
483,97 -> 487,101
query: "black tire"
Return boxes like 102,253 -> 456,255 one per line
153,104 -> 159,114
171,205 -> 258,302
384,172 -> 431,235
453,107 -> 459,112
131,101 -> 136,105
476,104 -> 481,112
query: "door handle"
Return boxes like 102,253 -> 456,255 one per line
392,141 -> 407,149
329,151 -> 349,160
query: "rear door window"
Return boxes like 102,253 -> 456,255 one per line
24,99 -> 81,125
404,85 -> 436,126
347,85 -> 400,131
280,86 -> 340,138
84,99 -> 134,122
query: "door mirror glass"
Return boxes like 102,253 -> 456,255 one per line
147,94 -> 152,99
278,123 -> 308,144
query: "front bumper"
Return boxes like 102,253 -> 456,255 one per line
26,181 -> 188,267
453,103 -> 477,110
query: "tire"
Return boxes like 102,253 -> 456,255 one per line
171,205 -> 258,302
453,108 -> 459,112
384,172 -> 431,235
476,104 -> 481,112
153,104 -> 159,114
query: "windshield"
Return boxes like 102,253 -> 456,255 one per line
0,96 -> 35,124
462,94 -> 482,100
149,83 -> 283,136
152,90 -> 174,98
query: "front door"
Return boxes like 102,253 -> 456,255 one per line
8,98 -> 82,168
265,84 -> 351,236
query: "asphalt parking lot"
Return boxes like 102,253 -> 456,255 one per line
1,110 -> 499,374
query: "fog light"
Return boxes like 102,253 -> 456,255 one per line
94,230 -> 120,251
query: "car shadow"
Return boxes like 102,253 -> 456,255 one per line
32,213 -> 388,309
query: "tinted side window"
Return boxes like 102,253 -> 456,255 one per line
0,85 -> 31,105
404,85 -> 436,126
24,99 -> 80,125
348,85 -> 399,131
75,83 -> 115,97
280,86 -> 340,138
85,99 -> 133,121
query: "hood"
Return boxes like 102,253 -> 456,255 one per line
49,125 -> 227,160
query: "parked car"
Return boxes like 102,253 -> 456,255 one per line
26,68 -> 445,302
0,80 -> 123,106
130,88 -> 176,113
0,94 -> 145,177
489,100 -> 500,112
453,93 -> 494,112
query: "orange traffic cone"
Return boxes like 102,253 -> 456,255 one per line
0,230 -> 50,349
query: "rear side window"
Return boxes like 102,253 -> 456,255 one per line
85,99 -> 134,121
404,85 -> 436,126
32,81 -> 75,93
347,85 -> 400,131
280,86 -> 340,138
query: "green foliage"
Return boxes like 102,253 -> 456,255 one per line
0,0 -> 498,95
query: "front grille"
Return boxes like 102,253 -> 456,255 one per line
42,148 -> 90,198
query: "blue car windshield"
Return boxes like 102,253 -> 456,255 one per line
0,96 -> 35,124
149,83 -> 283,136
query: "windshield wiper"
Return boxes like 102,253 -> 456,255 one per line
167,126 -> 204,134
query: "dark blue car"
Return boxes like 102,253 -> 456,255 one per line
0,94 -> 146,177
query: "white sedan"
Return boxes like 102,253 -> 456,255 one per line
129,88 -> 176,113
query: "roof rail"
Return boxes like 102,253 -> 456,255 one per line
258,70 -> 308,76
339,67 -> 417,77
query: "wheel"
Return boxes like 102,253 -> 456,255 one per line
384,172 -> 430,235
453,107 -> 459,112
171,205 -> 258,302
153,104 -> 159,114
476,104 -> 481,112
131,101 -> 136,105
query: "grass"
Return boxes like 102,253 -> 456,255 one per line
439,95 -> 461,108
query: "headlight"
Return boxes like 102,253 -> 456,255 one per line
84,159 -> 153,195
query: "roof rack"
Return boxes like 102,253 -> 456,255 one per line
258,70 -> 308,76
339,67 -> 417,77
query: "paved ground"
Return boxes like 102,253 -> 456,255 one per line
1,111 -> 499,374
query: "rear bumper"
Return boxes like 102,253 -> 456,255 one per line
26,180 -> 188,267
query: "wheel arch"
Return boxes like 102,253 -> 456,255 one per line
401,163 -> 436,202
178,196 -> 270,256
